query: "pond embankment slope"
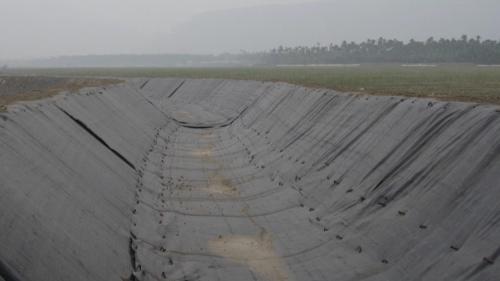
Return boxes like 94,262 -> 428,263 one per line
1,78 -> 499,281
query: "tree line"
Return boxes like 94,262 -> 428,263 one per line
4,35 -> 500,67
260,36 -> 500,65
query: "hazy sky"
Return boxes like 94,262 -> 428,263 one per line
1,0 -> 499,59
0,0 -> 315,59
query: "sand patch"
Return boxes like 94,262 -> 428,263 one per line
191,148 -> 213,158
175,110 -> 192,118
203,173 -> 239,196
209,230 -> 291,281
202,131 -> 214,140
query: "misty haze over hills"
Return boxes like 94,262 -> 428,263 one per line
2,0 -> 499,67
162,0 -> 500,54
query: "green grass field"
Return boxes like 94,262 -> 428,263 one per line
9,64 -> 500,105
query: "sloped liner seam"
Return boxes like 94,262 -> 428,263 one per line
56,106 -> 136,171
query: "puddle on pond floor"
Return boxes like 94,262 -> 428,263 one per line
209,230 -> 291,281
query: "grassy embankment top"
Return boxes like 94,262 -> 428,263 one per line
0,76 -> 121,111
6,64 -> 500,105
